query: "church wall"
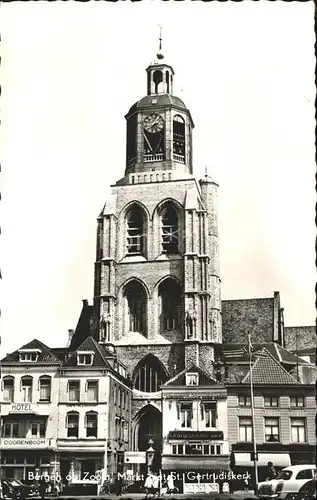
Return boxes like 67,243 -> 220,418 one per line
115,343 -> 185,379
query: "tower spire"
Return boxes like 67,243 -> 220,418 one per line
157,25 -> 164,60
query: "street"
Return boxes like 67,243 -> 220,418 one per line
38,493 -> 257,500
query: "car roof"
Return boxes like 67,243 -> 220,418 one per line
284,465 -> 316,471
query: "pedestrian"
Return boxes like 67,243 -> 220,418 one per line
167,473 -> 174,494
39,477 -> 47,500
267,461 -> 277,481
152,473 -> 160,497
145,473 -> 153,498
115,475 -> 122,496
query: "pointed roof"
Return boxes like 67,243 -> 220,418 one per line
1,339 -> 61,364
164,364 -> 220,387
221,342 -> 309,366
242,348 -> 299,385
63,336 -> 116,369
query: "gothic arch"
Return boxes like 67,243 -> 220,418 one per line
132,403 -> 162,452
120,278 -> 149,337
118,201 -> 150,261
157,277 -> 183,333
133,354 -> 168,393
152,198 -> 184,257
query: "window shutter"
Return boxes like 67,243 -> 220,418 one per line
85,381 -> 88,392
177,403 -> 180,420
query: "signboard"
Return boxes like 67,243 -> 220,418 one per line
169,431 -> 224,441
10,403 -> 34,413
0,438 -> 53,449
124,451 -> 146,464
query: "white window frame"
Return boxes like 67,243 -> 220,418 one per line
30,422 -> 46,438
3,377 -> 15,402
77,351 -> 94,366
86,380 -> 98,402
239,417 -> 253,442
68,380 -> 80,402
21,377 -> 33,403
264,417 -> 280,442
18,349 -> 41,363
3,422 -> 19,438
290,418 -> 306,443
186,373 -> 199,386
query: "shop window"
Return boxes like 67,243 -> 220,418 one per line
159,278 -> 182,331
161,203 -> 179,254
125,280 -> 147,335
31,422 -> 46,438
238,395 -> 251,407
21,376 -> 33,403
68,380 -> 80,402
86,411 -> 98,438
86,380 -> 98,402
77,352 -> 94,366
186,373 -> 199,386
290,396 -> 305,407
291,418 -> 306,443
264,395 -> 279,407
3,422 -> 19,438
185,443 -> 202,455
126,205 -> 145,255
133,355 -> 167,393
39,376 -> 51,402
180,403 -> 192,428
239,417 -> 253,442
265,417 -> 280,442
3,376 -> 14,402
66,412 -> 79,438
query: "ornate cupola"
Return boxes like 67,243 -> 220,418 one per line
122,31 -> 194,185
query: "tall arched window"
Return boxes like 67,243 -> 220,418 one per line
134,355 -> 167,393
173,115 -> 185,162
66,411 -> 79,438
159,279 -> 182,331
39,376 -> 51,402
85,411 -> 98,438
3,376 -> 14,402
126,205 -> 144,255
21,376 -> 33,403
161,204 -> 179,254
124,280 -> 147,335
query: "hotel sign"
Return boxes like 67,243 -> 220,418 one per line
169,431 -> 224,441
10,403 -> 34,413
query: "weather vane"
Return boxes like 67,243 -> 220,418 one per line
157,25 -> 164,60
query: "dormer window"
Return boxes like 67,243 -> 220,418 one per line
77,351 -> 94,366
18,349 -> 41,362
186,372 -> 199,386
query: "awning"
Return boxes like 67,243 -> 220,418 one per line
162,455 -> 230,471
233,452 -> 291,468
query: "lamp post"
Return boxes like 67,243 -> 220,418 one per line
146,439 -> 155,476
248,334 -> 258,489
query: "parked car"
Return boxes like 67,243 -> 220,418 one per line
257,464 -> 317,499
1,479 -> 31,498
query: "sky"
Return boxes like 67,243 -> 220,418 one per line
0,1 -> 315,357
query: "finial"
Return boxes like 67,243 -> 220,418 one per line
157,25 -> 164,60
205,165 -> 208,178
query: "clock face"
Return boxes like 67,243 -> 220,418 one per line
143,114 -> 164,134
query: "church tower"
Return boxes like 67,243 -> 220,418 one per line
92,39 -> 222,452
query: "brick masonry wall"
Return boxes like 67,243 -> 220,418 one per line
222,298 -> 275,344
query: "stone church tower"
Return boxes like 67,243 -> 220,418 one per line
92,46 -> 222,452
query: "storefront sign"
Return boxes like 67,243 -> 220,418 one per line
0,438 -> 52,449
10,403 -> 33,413
124,451 -> 146,464
169,431 -> 224,441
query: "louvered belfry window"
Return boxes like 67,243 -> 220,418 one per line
161,204 -> 178,254
127,206 -> 144,255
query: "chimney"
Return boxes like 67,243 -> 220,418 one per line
67,329 -> 74,347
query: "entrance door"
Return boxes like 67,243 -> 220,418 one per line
81,460 -> 95,480
60,460 -> 71,484
137,406 -> 162,452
